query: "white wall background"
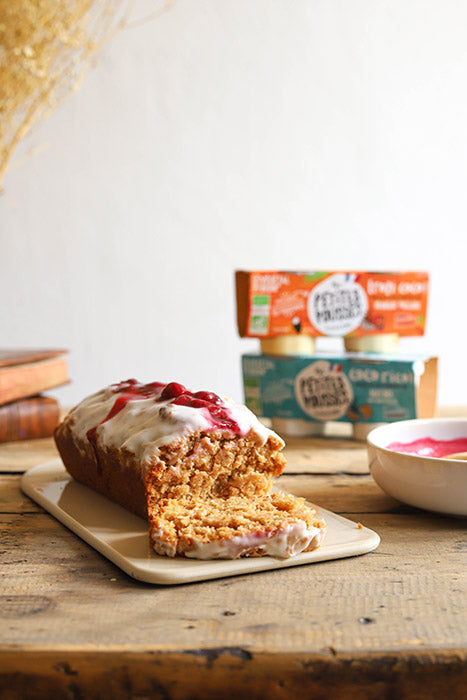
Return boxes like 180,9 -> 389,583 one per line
1,0 -> 466,407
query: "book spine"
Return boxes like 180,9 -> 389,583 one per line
0,357 -> 68,406
0,397 -> 60,442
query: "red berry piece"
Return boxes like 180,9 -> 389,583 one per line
172,396 -> 209,409
193,391 -> 222,405
189,398 -> 210,409
171,395 -> 192,407
160,382 -> 188,401
208,406 -> 226,418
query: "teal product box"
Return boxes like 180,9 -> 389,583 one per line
242,354 -> 437,424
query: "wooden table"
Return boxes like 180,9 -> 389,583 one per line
1,412 -> 466,699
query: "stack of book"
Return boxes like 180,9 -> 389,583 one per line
0,349 -> 69,442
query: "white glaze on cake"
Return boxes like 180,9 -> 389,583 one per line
67,384 -> 282,467
181,521 -> 325,560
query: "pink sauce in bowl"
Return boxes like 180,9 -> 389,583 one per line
367,419 -> 467,516
386,437 -> 467,458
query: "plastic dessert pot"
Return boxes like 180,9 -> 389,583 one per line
344,334 -> 399,439
261,335 -> 323,437
260,335 -> 315,356
344,333 -> 400,353
271,417 -> 325,438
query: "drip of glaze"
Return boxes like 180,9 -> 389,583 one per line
86,380 -> 242,443
86,380 -> 165,441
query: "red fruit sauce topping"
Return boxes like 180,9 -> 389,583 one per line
386,437 -> 467,458
86,380 -> 241,441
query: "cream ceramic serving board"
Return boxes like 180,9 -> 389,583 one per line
21,459 -> 380,585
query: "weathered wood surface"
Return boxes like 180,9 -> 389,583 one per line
0,649 -> 465,700
1,506 -> 465,651
1,414 -> 466,699
0,436 -> 57,472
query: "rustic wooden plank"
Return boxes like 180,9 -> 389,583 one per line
278,474 -> 401,513
0,437 -> 58,473
283,437 -> 369,474
0,649 -> 465,700
0,476 -> 41,513
1,511 -> 465,654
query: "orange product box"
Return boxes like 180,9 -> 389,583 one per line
235,270 -> 429,338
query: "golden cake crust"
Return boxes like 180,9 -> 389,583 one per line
54,418 -> 149,518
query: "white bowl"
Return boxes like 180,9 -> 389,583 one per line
367,418 -> 467,517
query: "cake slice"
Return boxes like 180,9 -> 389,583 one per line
54,379 -> 325,559
148,492 -> 325,559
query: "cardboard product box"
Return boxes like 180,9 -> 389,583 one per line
242,353 -> 437,425
236,270 -> 429,338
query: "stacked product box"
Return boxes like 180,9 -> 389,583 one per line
236,270 -> 437,440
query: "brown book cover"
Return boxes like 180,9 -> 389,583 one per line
0,352 -> 68,406
0,396 -> 60,442
0,349 -> 67,368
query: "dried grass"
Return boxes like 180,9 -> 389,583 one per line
0,0 -> 168,187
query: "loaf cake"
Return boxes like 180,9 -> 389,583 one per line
55,379 -> 325,559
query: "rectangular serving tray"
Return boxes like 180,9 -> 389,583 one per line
22,459 -> 380,585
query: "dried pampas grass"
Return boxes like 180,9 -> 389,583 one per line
0,0 -> 168,187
